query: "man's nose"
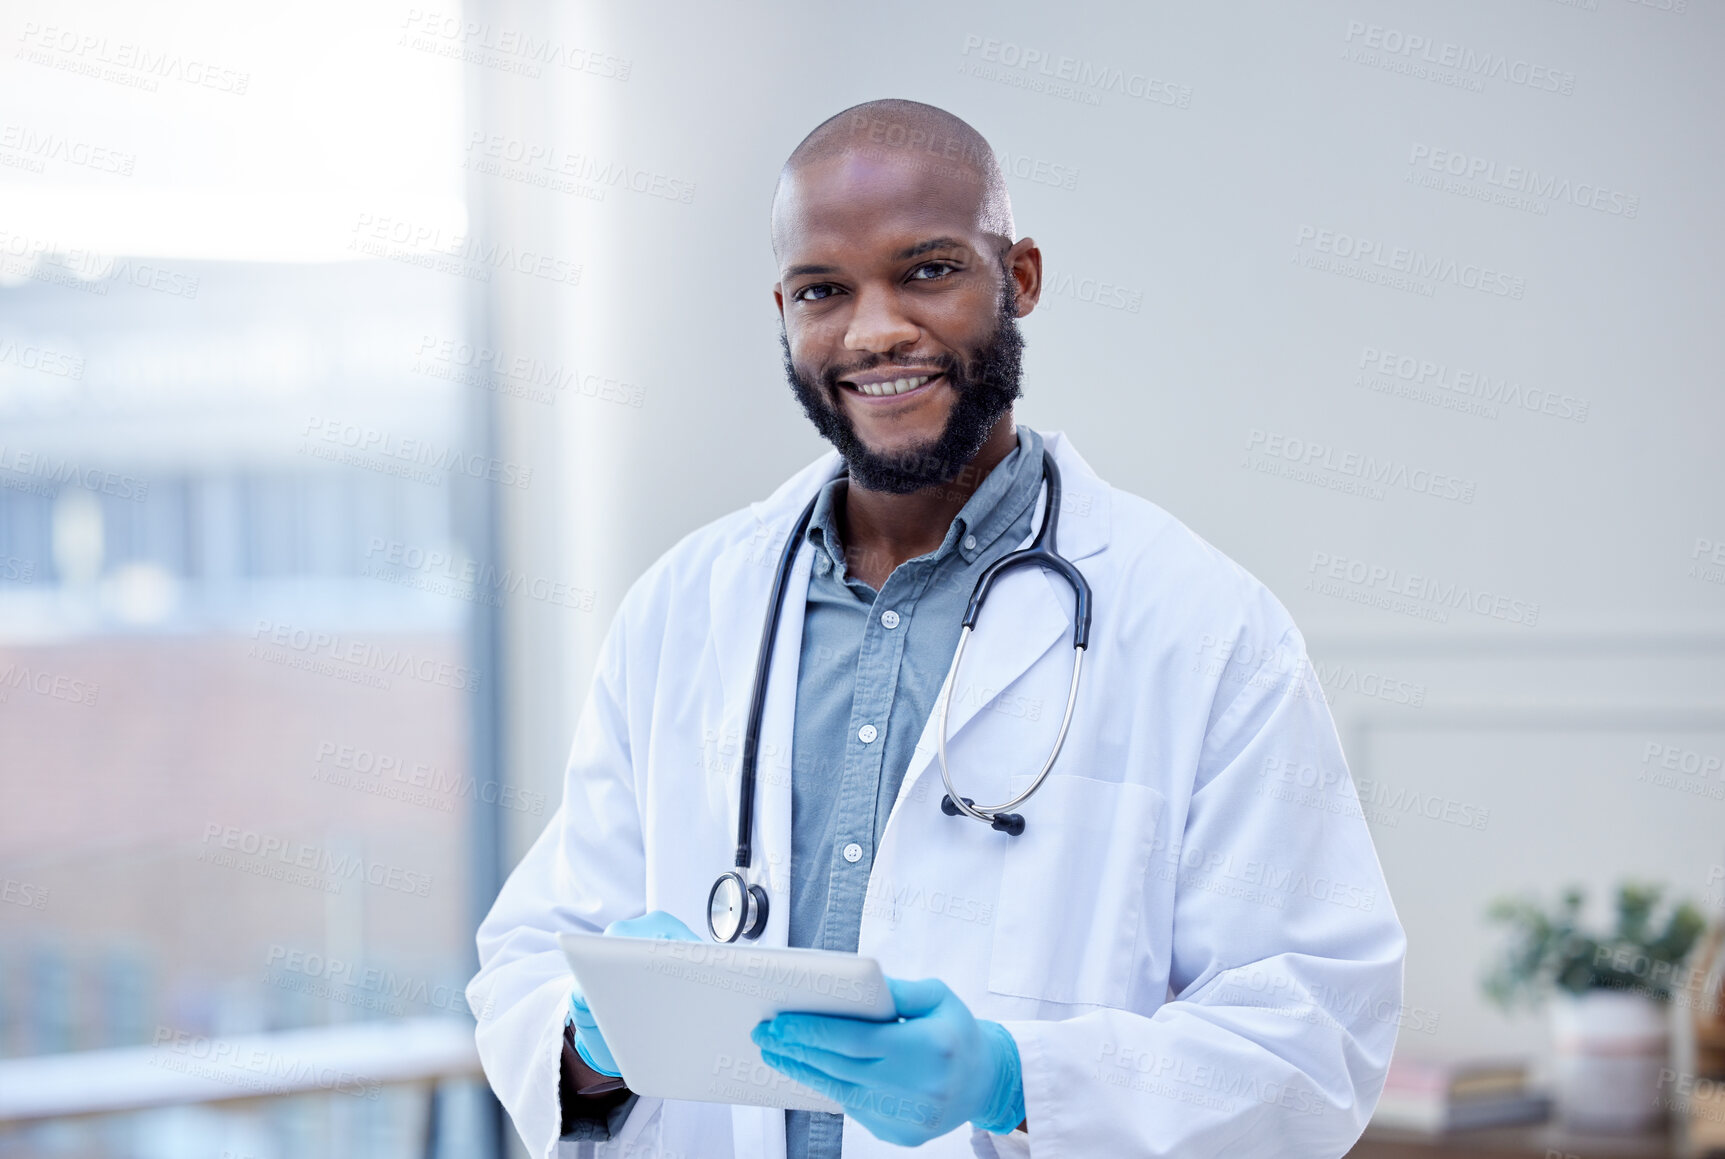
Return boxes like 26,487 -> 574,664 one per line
844,284 -> 919,353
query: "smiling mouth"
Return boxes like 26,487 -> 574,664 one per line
839,372 -> 943,398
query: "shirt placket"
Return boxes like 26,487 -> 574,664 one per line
803,557 -> 932,1159
816,558 -> 930,953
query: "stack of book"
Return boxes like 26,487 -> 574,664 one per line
1371,1056 -> 1551,1133
1685,922 -> 1725,1154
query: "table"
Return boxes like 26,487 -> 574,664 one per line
1347,1122 -> 1685,1159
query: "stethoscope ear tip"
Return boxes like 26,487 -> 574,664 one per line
940,794 -> 973,817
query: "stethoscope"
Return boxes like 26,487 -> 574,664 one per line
707,448 -> 1093,943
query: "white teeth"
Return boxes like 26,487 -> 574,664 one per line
857,374 -> 931,397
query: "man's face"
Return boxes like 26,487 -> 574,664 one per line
772,151 -> 1037,493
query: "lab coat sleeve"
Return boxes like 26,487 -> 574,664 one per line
465,601 -> 657,1159
992,626 -> 1406,1158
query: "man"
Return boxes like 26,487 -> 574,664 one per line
468,98 -> 1405,1158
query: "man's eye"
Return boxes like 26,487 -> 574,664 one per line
794,284 -> 837,302
909,262 -> 955,281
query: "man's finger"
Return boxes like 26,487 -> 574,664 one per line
569,993 -> 601,1033
574,1036 -> 621,1077
752,1033 -> 883,1085
604,910 -> 701,941
763,1012 -> 892,1059
759,1049 -> 863,1107
885,976 -> 949,1018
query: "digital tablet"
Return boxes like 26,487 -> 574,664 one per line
558,932 -> 897,1113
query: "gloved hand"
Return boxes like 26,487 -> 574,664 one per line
751,976 -> 1025,1145
569,910 -> 702,1077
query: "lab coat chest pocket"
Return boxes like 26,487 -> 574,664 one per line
987,773 -> 1164,1008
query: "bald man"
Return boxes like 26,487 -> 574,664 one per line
469,99 -> 1405,1159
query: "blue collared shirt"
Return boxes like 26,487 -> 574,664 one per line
785,425 -> 1045,1159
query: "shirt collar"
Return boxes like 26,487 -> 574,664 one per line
806,425 -> 1045,575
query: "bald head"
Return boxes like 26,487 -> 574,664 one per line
771,99 -> 1014,259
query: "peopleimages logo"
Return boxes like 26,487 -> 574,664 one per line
1095,1042 -> 1325,1116
199,824 -> 434,897
348,212 -> 582,287
0,122 -> 136,175
0,230 -> 200,300
1307,551 -> 1540,627
248,619 -> 481,692
1693,538 -> 1725,586
958,33 -> 1192,109
0,337 -> 84,379
1245,429 -> 1478,504
398,10 -> 632,81
2,877 -> 49,910
0,661 -> 99,706
1407,144 -> 1638,218
1293,226 -> 1526,299
15,22 -> 251,95
150,1027 -> 379,1100
412,334 -> 645,409
300,417 -> 533,489
264,945 -> 492,1019
465,132 -> 696,204
312,739 -> 547,816
1357,346 -> 1589,424
0,443 -> 149,500
361,537 -> 597,613
1341,21 -> 1577,95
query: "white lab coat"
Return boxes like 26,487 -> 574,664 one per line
467,430 -> 1406,1159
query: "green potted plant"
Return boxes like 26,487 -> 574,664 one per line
1483,882 -> 1705,1131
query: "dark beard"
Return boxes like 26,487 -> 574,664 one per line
779,270 -> 1025,494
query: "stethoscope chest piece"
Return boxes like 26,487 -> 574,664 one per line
708,870 -> 769,943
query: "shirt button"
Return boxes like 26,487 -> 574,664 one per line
962,534 -> 977,552
815,555 -> 832,575
858,724 -> 878,743
880,610 -> 900,629
843,843 -> 863,863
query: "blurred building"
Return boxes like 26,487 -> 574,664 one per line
0,256 -> 490,1157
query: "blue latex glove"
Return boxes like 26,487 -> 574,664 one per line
751,976 -> 1024,1145
569,910 -> 702,1077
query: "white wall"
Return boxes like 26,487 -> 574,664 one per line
494,0 -> 1725,1065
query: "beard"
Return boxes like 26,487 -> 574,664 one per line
779,269 -> 1025,494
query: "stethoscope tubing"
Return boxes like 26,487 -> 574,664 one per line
936,452 -> 1091,827
937,632 -> 1085,822
733,485 -> 824,872
731,447 -> 1091,872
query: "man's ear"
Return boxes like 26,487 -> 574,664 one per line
773,282 -> 786,322
1005,239 -> 1042,316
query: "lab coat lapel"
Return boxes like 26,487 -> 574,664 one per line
710,450 -> 841,711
